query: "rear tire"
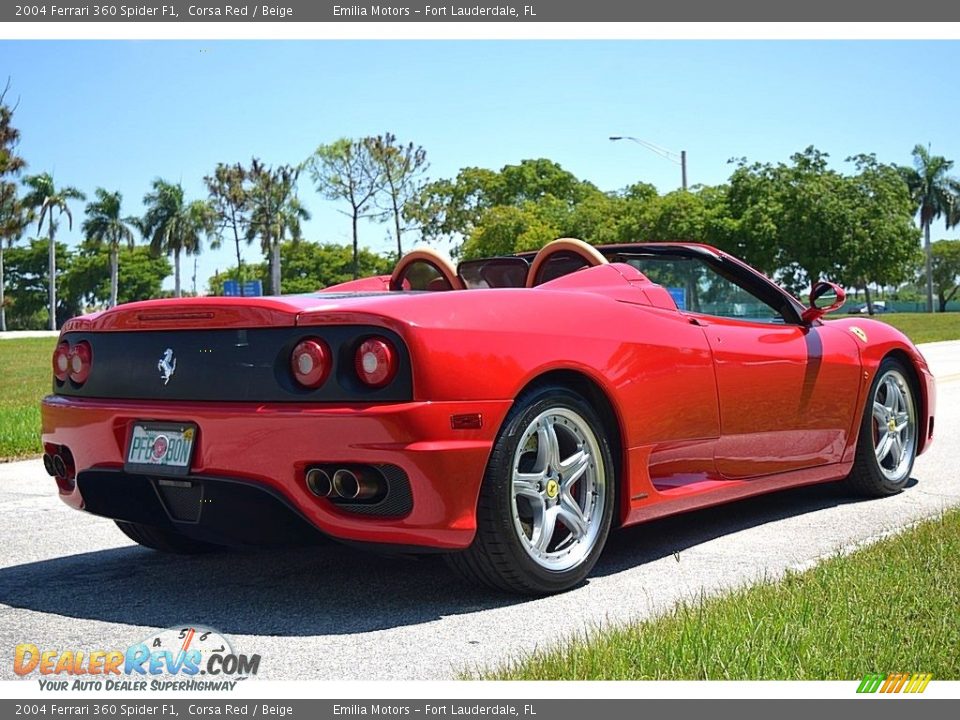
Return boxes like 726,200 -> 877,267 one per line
115,521 -> 218,554
844,357 -> 919,497
446,384 -> 616,595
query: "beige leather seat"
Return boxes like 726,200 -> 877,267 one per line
525,238 -> 608,287
390,247 -> 465,291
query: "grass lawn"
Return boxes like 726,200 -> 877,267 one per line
836,312 -> 960,344
476,509 -> 960,680
0,337 -> 55,460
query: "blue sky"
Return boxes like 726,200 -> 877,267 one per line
2,40 -> 959,292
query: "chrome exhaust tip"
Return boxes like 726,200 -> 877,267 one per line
42,453 -> 57,477
332,469 -> 360,499
305,468 -> 333,498
52,454 -> 67,480
332,468 -> 382,501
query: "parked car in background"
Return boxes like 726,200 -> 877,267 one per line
848,300 -> 895,314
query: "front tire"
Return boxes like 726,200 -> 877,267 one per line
844,358 -> 919,497
446,385 -> 616,595
115,521 -> 218,554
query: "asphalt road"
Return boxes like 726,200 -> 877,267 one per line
2,341 -> 959,681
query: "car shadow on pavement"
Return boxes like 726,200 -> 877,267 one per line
592,479 -> 910,577
0,479 -> 912,636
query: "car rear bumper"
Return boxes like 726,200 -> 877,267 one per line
41,395 -> 512,549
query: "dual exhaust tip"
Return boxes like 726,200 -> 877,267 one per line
43,446 -> 76,492
306,467 -> 382,501
43,453 -> 68,480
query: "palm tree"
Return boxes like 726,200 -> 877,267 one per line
141,179 -> 215,297
22,173 -> 85,330
247,161 -> 310,294
82,188 -> 137,308
900,145 -> 960,313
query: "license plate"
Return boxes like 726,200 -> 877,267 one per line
125,422 -> 197,477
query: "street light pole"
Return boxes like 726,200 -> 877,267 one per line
609,136 -> 688,191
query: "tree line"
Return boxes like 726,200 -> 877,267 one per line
0,81 -> 429,330
407,149 -> 960,312
3,78 -> 960,330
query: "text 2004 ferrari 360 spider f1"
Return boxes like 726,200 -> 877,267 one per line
40,239 -> 936,595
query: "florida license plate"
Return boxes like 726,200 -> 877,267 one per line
125,422 -> 197,477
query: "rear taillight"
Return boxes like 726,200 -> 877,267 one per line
53,341 -> 71,382
68,341 -> 92,385
291,338 -> 332,389
355,337 -> 398,388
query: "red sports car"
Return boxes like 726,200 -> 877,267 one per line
40,239 -> 936,595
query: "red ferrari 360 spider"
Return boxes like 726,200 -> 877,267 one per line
40,239 -> 936,594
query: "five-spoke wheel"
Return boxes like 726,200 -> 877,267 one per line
846,358 -> 919,496
871,369 -> 916,483
510,408 -> 606,573
446,385 -> 615,595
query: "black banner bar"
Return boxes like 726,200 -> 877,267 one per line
1,699 -> 959,719
4,0 -> 960,22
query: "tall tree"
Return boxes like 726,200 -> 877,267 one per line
839,154 -> 921,314
409,159 -> 599,248
0,79 -> 29,332
81,188 -> 137,308
899,144 -> 960,312
2,238 -> 79,329
306,138 -> 381,279
367,133 -> 429,257
63,244 -> 171,309
930,240 -> 960,312
246,160 -> 309,295
141,179 -> 215,298
724,147 -> 919,299
22,172 -> 85,329
205,162 -> 251,295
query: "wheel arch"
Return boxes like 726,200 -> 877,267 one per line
512,368 -> 628,526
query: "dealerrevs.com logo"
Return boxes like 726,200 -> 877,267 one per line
13,626 -> 260,691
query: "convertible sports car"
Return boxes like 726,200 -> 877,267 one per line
40,238 -> 936,595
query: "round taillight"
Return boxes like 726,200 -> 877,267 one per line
355,337 -> 398,388
53,342 -> 71,382
291,338 -> 331,389
68,341 -> 92,385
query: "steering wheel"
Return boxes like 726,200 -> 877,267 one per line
389,247 -> 465,292
525,238 -> 608,288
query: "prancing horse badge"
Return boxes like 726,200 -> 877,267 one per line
158,348 -> 176,385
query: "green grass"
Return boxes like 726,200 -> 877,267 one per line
0,337 -> 56,460
475,510 -> 960,680
836,312 -> 960,344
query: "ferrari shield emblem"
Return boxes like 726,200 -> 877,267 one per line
850,326 -> 868,343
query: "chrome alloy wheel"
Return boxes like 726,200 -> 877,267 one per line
510,408 -> 606,572
871,369 -> 917,483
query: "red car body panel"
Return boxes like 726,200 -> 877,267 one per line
41,244 -> 936,552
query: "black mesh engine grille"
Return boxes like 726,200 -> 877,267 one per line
333,464 -> 413,518
153,479 -> 204,523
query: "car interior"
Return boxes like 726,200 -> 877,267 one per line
386,238 -> 804,324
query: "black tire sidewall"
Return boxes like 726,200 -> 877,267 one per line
479,385 -> 616,593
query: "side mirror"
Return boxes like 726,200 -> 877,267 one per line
801,281 -> 846,324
